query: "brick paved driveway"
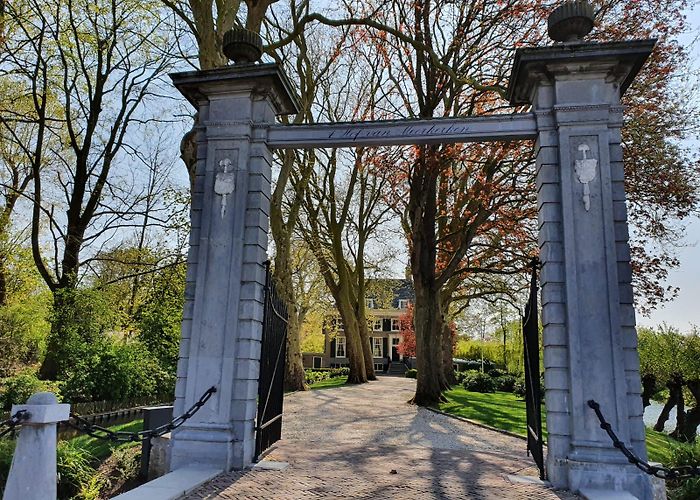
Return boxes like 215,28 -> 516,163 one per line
185,377 -> 577,499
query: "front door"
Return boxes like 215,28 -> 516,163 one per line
391,337 -> 400,362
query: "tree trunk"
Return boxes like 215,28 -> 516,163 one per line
412,285 -> 444,404
343,319 -> 367,384
441,320 -> 455,387
336,296 -> 367,384
39,289 -> 75,379
282,299 -> 307,392
408,147 -> 445,405
0,252 -> 7,307
682,379 -> 700,442
641,374 -> 656,408
654,375 -> 683,432
358,322 -> 376,381
272,240 -> 307,392
671,390 -> 686,441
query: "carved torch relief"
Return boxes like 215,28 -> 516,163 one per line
573,142 -> 598,212
214,158 -> 236,219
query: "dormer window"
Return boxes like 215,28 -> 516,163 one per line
366,298 -> 375,309
398,299 -> 410,309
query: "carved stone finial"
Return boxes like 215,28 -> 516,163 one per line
223,28 -> 263,64
548,1 -> 595,43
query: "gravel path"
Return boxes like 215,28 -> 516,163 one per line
186,376 -> 577,499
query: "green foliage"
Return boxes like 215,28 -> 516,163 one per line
513,376 -> 526,398
40,286 -> 174,402
43,288 -> 119,380
70,420 -> 142,460
461,370 -> 495,393
61,338 -> 173,402
135,263 -> 185,373
493,374 -> 517,393
56,441 -> 98,500
667,441 -> 700,500
0,247 -> 51,377
455,321 -> 525,375
405,368 -> 417,379
0,370 -> 61,410
512,374 -> 545,399
0,439 -> 14,493
304,368 -> 348,385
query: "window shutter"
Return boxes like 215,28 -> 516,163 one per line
383,318 -> 391,331
383,337 -> 389,357
330,338 -> 336,357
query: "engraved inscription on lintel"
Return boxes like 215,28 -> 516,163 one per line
215,158 -> 235,219
574,143 -> 597,211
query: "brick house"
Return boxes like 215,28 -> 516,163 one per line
311,279 -> 414,374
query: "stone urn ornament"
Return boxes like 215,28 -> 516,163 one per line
223,27 -> 264,64
548,1 -> 595,42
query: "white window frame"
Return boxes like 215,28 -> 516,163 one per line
335,336 -> 346,358
391,318 -> 400,331
366,298 -> 375,309
398,299 -> 410,309
373,319 -> 382,331
372,337 -> 383,357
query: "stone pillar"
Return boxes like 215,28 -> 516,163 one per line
509,40 -> 659,499
3,392 -> 70,500
169,64 -> 298,471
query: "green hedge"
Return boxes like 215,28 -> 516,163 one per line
461,371 -> 495,393
304,368 -> 349,385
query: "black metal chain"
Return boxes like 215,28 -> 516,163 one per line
67,386 -> 217,443
0,410 -> 30,438
588,399 -> 700,480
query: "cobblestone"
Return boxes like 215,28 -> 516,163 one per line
185,377 -> 577,499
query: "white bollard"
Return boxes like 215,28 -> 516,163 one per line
2,392 -> 70,500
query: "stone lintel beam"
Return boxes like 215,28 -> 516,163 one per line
507,39 -> 657,106
267,113 -> 537,148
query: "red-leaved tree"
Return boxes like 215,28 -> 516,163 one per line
398,304 -> 416,357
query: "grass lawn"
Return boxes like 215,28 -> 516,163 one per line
68,419 -> 143,459
309,376 -> 348,390
440,386 -> 674,464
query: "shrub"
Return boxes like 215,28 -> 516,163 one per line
458,359 -> 495,373
304,369 -> 332,385
0,438 -> 14,491
513,374 -> 545,398
405,369 -> 417,379
331,367 -> 349,377
461,370 -> 495,393
667,441 -> 700,500
60,338 -> 172,402
493,374 -> 517,393
56,440 -> 98,500
0,370 -> 61,410
488,369 -> 506,378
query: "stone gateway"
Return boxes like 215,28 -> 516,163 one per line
168,4 -> 661,498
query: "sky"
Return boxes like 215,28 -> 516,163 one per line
639,4 -> 700,331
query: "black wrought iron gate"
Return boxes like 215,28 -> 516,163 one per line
254,261 -> 288,461
523,257 -> 545,480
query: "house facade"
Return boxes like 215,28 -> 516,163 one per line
319,279 -> 414,372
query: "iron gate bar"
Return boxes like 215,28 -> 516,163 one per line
254,261 -> 289,461
523,256 -> 545,480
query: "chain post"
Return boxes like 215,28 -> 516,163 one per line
588,399 -> 700,481
65,386 -> 217,444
